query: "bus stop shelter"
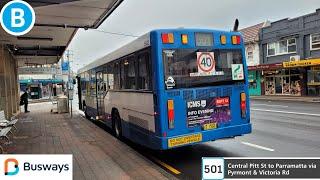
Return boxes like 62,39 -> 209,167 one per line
0,0 -> 123,119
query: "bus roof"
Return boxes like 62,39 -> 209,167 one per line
77,28 -> 241,74
78,32 -> 150,74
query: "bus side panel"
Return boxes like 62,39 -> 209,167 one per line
150,30 -> 167,138
105,91 -> 159,148
85,95 -> 98,118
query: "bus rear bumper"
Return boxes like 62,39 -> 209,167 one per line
157,123 -> 252,150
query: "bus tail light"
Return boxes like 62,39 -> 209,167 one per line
181,34 -> 188,44
240,92 -> 246,118
220,35 -> 227,45
163,132 -> 167,137
167,99 -> 174,129
162,33 -> 174,44
232,35 -> 241,45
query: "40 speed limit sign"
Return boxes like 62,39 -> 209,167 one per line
197,52 -> 216,74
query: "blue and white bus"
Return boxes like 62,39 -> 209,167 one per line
77,29 -> 252,150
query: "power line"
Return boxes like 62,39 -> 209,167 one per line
90,29 -> 139,38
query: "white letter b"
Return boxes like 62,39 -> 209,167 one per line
11,8 -> 25,28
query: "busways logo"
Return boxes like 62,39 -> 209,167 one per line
4,158 -> 19,176
0,0 -> 36,36
4,158 -> 69,175
1,155 -> 72,180
24,162 -> 70,173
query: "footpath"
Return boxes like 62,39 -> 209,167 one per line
4,102 -> 177,180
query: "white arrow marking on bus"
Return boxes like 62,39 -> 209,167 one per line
241,141 -> 275,152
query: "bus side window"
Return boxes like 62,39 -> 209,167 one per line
138,53 -> 151,90
114,62 -> 121,90
81,81 -> 86,94
80,73 -> 86,94
90,70 -> 96,96
122,56 -> 136,90
105,64 -> 114,90
103,74 -> 108,91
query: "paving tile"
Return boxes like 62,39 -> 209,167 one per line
4,102 -> 177,180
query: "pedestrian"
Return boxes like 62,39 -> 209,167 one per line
21,87 -> 30,113
53,84 -> 57,96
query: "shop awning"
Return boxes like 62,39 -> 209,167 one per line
0,0 -> 123,67
19,79 -> 63,85
248,63 -> 283,70
283,58 -> 320,68
249,59 -> 320,70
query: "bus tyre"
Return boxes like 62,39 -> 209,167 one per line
113,111 -> 122,139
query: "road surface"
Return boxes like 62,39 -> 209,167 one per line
132,99 -> 320,180
78,98 -> 320,179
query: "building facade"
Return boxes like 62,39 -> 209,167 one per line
240,22 -> 270,96
259,9 -> 320,96
18,65 -> 64,99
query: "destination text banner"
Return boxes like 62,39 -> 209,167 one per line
225,158 -> 320,179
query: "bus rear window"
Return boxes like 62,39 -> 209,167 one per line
163,49 -> 244,89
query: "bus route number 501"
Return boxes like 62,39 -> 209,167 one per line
202,158 -> 224,180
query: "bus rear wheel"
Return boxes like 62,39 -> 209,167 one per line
112,111 -> 122,139
83,103 -> 90,119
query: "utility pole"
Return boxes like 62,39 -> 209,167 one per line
66,50 -> 73,118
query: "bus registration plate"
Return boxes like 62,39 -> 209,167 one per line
168,133 -> 202,148
203,123 -> 217,130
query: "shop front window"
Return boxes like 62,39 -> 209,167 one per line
307,66 -> 320,96
248,71 -> 257,89
290,75 -> 301,96
275,76 -> 282,94
264,69 -> 301,96
265,76 -> 275,95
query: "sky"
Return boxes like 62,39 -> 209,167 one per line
67,0 -> 320,71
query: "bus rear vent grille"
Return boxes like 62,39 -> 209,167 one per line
168,91 -> 180,97
222,87 -> 232,96
234,85 -> 245,91
196,89 -> 218,99
183,90 -> 194,100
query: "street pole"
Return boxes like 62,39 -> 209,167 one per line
66,50 -> 73,118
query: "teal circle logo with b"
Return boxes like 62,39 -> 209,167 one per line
0,0 -> 35,36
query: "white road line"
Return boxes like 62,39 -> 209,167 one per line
253,104 -> 289,108
241,141 -> 275,152
251,108 -> 320,117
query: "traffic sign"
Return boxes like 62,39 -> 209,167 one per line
231,64 -> 244,80
197,52 -> 215,74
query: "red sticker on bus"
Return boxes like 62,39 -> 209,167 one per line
215,97 -> 230,106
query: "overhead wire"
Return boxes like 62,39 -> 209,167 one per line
90,29 -> 139,37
